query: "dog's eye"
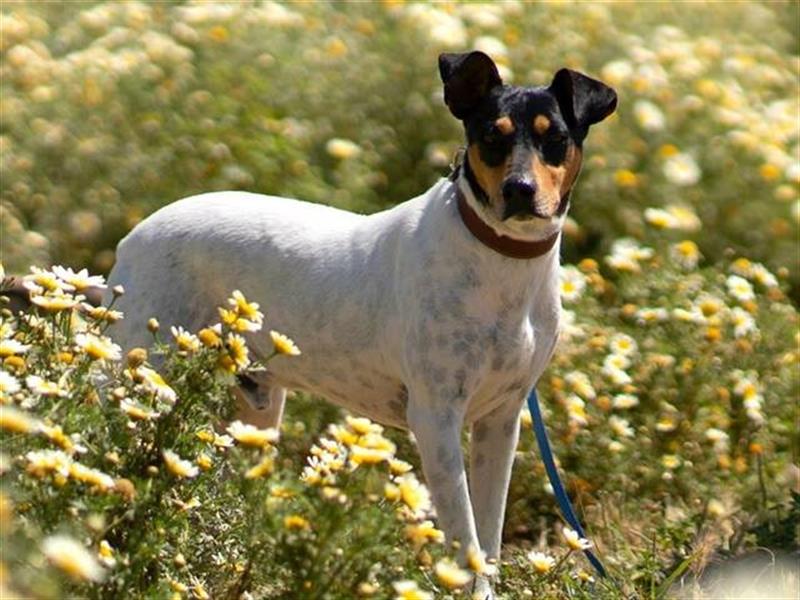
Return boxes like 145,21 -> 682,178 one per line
542,133 -> 569,163
545,133 -> 568,148
542,133 -> 568,153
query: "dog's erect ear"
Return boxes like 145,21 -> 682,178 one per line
549,68 -> 617,134
439,51 -> 503,120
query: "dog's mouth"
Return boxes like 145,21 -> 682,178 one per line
497,196 -> 568,227
507,206 -> 568,223
505,210 -> 555,224
500,191 -> 571,223
476,198 -> 566,243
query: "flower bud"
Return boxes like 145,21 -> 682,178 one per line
126,348 -> 148,368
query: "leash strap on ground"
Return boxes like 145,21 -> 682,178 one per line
527,387 -> 608,578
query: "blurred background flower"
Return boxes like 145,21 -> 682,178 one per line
0,1 -> 796,297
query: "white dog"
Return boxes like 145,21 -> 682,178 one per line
108,51 -> 616,597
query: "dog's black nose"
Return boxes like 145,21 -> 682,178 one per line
502,177 -> 537,219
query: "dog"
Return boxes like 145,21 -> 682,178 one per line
106,51 -> 616,597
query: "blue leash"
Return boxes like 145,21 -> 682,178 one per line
527,387 -> 608,578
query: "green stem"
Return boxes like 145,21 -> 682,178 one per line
756,453 -> 768,510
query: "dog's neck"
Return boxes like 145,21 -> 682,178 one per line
454,169 -> 561,261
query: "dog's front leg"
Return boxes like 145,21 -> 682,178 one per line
406,399 -> 483,563
469,399 -> 524,569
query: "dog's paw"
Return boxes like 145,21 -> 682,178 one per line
471,576 -> 495,600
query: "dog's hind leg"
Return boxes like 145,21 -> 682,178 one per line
234,373 -> 286,429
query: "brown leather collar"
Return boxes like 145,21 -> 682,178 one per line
455,186 -> 561,260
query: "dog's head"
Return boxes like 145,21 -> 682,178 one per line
440,51 -> 617,240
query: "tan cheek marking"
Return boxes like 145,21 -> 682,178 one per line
494,116 -> 514,135
531,155 -> 566,215
562,146 -> 583,193
468,144 -> 507,201
533,114 -> 551,135
530,146 -> 584,214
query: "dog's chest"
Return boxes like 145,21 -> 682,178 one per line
401,257 -> 558,422
443,299 -> 545,423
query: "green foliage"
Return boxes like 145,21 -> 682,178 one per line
499,234 -> 798,597
0,283 -> 464,599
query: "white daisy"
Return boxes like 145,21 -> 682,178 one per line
75,333 -> 122,362
42,535 -> 105,582
644,207 -> 678,229
663,152 -> 701,186
635,307 -> 669,324
704,428 -> 729,452
163,450 -> 199,479
730,307 -> 757,338
750,263 -> 778,287
612,393 -> 639,409
136,367 -> 177,404
24,266 -> 74,293
670,240 -> 701,269
170,326 -> 201,352
605,238 -> 654,272
609,333 -> 637,356
433,557 -> 472,589
325,138 -> 361,160
726,275 -> 755,302
559,265 -> 586,303
0,339 -> 30,357
52,266 -> 107,291
562,526 -> 592,551
25,375 -> 68,397
527,550 -> 556,574
226,420 -> 279,448
603,353 -> 631,371
565,371 -> 596,400
0,370 -> 21,396
609,415 -> 634,438
566,394 -> 587,426
633,100 -> 666,131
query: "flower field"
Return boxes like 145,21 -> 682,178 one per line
1,2 -> 798,599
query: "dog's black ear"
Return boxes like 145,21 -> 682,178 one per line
439,51 -> 502,120
549,68 -> 617,135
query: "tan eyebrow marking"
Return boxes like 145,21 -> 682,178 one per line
494,116 -> 514,135
533,114 -> 551,135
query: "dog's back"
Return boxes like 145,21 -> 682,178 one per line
108,191 -> 369,349
105,187 -> 438,426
